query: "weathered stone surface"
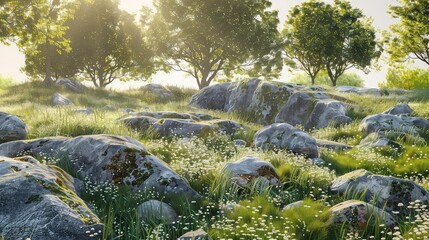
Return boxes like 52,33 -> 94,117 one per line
225,78 -> 262,113
359,114 -> 428,137
254,123 -> 319,158
0,112 -> 27,143
138,200 -> 178,224
305,99 -> 352,129
0,156 -> 103,240
152,119 -> 216,138
316,140 -> 352,151
189,82 -> 232,110
247,81 -> 293,125
52,92 -> 74,106
335,86 -> 382,96
141,84 -> 173,99
330,169 -> 429,214
331,200 -> 396,230
56,78 -> 87,93
224,156 -> 280,187
178,228 -> 209,240
282,200 -> 303,210
383,103 -> 414,115
122,115 -> 243,138
0,135 -> 198,198
359,133 -> 402,150
275,92 -> 351,129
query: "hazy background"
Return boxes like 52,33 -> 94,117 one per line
0,0 -> 400,89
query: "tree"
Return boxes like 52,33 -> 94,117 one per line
283,1 -> 333,85
383,64 -> 429,90
22,0 -> 154,88
68,0 -> 154,88
147,0 -> 283,89
1,0 -> 76,85
324,0 -> 380,86
283,0 -> 380,87
387,0 -> 429,66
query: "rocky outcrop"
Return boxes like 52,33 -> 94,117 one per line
382,103 -> 414,115
141,84 -> 173,99
254,123 -> 319,158
335,86 -> 382,96
122,113 -> 243,138
0,156 -> 103,240
359,114 -> 429,137
0,135 -> 198,198
0,112 -> 27,143
52,92 -> 74,106
189,82 -> 232,110
223,156 -> 280,187
138,200 -> 178,224
55,78 -> 87,93
331,200 -> 396,231
275,92 -> 351,129
330,169 -> 429,215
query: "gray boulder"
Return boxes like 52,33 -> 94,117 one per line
138,200 -> 178,224
254,123 -> 319,158
335,86 -> 382,96
0,112 -> 27,143
141,84 -> 173,99
275,92 -> 350,129
56,78 -> 87,93
225,78 -> 262,113
224,156 -> 280,187
152,119 -> 216,138
189,82 -> 232,110
130,111 -> 202,121
382,103 -> 414,115
331,200 -> 396,231
359,133 -> 402,150
247,81 -> 293,125
330,169 -> 429,215
52,92 -> 74,106
359,114 -> 429,137
282,200 -> 303,210
0,134 -> 198,198
0,156 -> 103,240
178,228 -> 209,240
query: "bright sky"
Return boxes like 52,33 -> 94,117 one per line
0,0 -> 402,89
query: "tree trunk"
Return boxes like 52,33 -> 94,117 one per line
310,75 -> 316,85
43,38 -> 53,86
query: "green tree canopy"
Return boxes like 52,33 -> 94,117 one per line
387,0 -> 429,66
283,0 -> 380,86
147,0 -> 283,89
23,0 -> 155,88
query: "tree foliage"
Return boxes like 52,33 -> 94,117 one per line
290,71 -> 364,87
23,0 -> 154,88
147,0 -> 283,89
283,0 -> 380,86
382,64 -> 429,90
387,0 -> 429,65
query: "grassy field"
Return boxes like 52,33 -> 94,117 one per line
2,78 -> 429,239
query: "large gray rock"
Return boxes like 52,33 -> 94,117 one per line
247,81 -> 293,125
224,78 -> 262,113
52,92 -> 74,106
0,112 -> 27,143
152,119 -> 217,138
275,92 -> 350,129
224,156 -> 280,187
254,123 -> 319,158
359,114 -> 429,137
0,135 -> 198,198
382,103 -> 414,115
178,228 -> 209,240
141,84 -> 173,99
335,86 -> 382,96
330,169 -> 429,215
359,133 -> 402,150
138,200 -> 178,224
56,78 -> 87,93
189,82 -> 232,110
129,111 -> 208,121
0,156 -> 103,240
331,200 -> 396,231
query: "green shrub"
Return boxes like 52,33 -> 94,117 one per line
381,65 -> 429,90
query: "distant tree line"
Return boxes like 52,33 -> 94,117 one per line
0,0 -> 427,89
